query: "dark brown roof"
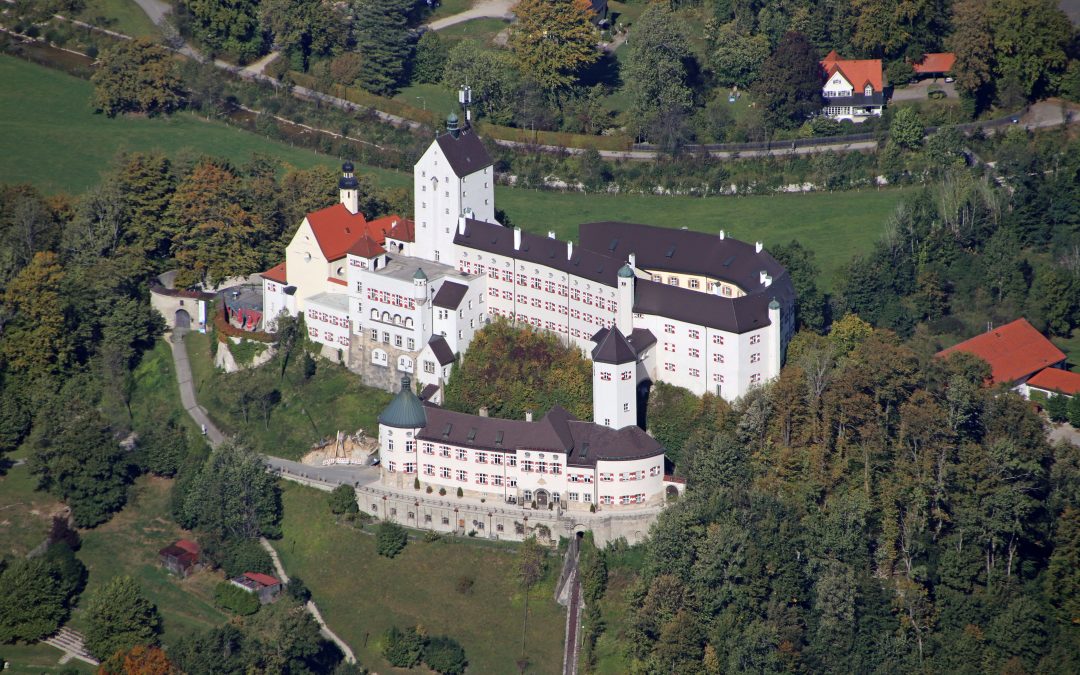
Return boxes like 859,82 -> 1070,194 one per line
427,335 -> 456,366
455,219 -> 620,287
419,384 -> 440,401
435,129 -> 493,177
633,278 -> 788,333
414,403 -> 663,467
591,327 -> 637,364
628,328 -> 657,351
578,221 -> 788,292
565,421 -> 663,467
433,281 -> 469,309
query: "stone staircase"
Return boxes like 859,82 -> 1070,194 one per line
44,627 -> 99,666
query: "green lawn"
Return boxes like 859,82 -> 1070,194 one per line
273,482 -> 567,673
184,332 -> 393,460
393,82 -> 461,120
437,17 -> 511,46
496,185 -> 911,289
425,0 -> 475,23
129,339 -> 205,442
1053,329 -> 1080,373
0,459 -> 66,559
0,56 -> 407,194
68,475 -> 229,645
0,643 -> 96,673
583,545 -> 644,674
75,0 -> 160,39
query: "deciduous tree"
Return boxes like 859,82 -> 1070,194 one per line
91,39 -> 185,117
84,576 -> 162,661
508,0 -> 599,97
623,4 -> 695,142
180,441 -> 282,540
755,31 -> 823,131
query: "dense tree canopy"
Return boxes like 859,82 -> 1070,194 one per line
0,544 -> 85,643
623,3 -> 695,143
443,317 -> 592,421
755,31 -> 823,131
83,576 -> 162,661
508,0 -> 599,96
91,39 -> 185,118
178,441 -> 283,540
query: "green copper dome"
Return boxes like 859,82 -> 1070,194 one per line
769,298 -> 780,310
413,267 -> 428,280
378,377 -> 427,429
617,264 -> 635,278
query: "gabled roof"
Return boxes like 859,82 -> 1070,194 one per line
1026,368 -> 1080,396
936,318 -> 1067,385
821,51 -> 883,91
243,572 -> 280,587
347,234 -> 386,259
434,129 -> 493,177
368,214 -> 414,243
306,203 -> 368,261
427,335 -> 456,366
633,278 -> 785,334
592,327 -> 637,364
175,539 -> 200,555
433,281 -> 469,309
914,52 -> 956,74
261,262 -> 287,284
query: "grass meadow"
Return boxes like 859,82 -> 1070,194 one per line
273,481 -> 567,674
1,54 -> 914,289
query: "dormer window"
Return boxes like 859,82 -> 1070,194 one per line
864,84 -> 873,96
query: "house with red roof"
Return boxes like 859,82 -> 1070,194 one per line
936,318 -> 1073,398
820,50 -> 885,122
230,572 -> 282,604
913,52 -> 956,80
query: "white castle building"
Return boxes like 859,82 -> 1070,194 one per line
261,117 -> 795,513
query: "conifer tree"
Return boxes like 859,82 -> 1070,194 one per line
351,0 -> 413,95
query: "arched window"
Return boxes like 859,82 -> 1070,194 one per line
382,311 -> 390,323
394,314 -> 402,325
370,308 -> 378,320
404,317 -> 414,329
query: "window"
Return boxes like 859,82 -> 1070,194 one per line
604,418 -> 610,426
750,334 -> 761,345
492,475 -> 503,486
521,460 -> 533,472
424,464 -> 435,475
664,363 -> 675,372
600,473 -> 613,482
493,454 -> 503,465
404,462 -> 415,474
551,464 -> 561,475
407,338 -> 415,350
439,446 -> 451,458
713,373 -> 724,383
523,490 -> 533,502
600,371 -> 612,381
569,492 -> 580,502
387,439 -> 394,451
583,493 -> 592,503
370,328 -> 378,341
621,370 -> 632,381
456,449 -> 468,461
713,353 -> 724,364
751,353 -> 761,363
689,368 -> 700,377
712,334 -> 724,345
689,347 -> 700,358
440,467 -> 451,478
664,324 -> 675,334
387,461 -> 396,472
668,276 -> 679,286
405,441 -> 415,453
424,360 -> 436,374
689,279 -> 699,289
751,373 -> 762,384
382,331 -> 390,344
600,495 -> 613,505
422,443 -> 434,455
652,274 -> 661,282
689,329 -> 700,340
623,402 -> 630,412
508,457 -> 517,467
476,473 -> 488,485
456,469 -> 467,482
536,461 -> 547,474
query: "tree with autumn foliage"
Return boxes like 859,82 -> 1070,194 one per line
508,0 -> 599,98
167,161 -> 269,286
443,317 -> 592,421
91,39 -> 185,118
0,251 -> 73,378
97,645 -> 176,675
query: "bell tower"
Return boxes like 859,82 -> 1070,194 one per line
339,161 -> 359,214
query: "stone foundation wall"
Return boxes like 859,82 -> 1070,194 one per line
348,332 -> 420,393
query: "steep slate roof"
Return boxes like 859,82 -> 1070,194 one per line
427,335 -> 456,366
347,234 -> 385,259
821,51 -> 883,91
260,262 -> 287,284
306,203 -> 368,261
379,378 -> 428,428
455,219 -> 620,287
434,129 -> 493,177
1027,368 -> 1080,396
913,52 -> 956,74
592,327 -> 637,364
937,318 -> 1067,384
565,421 -> 664,467
633,279 -> 782,333
578,221 -> 788,291
433,281 -> 469,309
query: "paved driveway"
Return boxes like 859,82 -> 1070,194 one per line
891,79 -> 957,102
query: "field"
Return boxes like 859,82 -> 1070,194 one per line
0,56 -> 407,194
437,17 -> 512,46
1,54 -> 913,289
425,0 -> 475,23
272,482 -> 567,673
75,0 -> 160,39
585,546 -> 644,674
184,331 -> 393,460
393,82 -> 461,119
1053,329 -> 1080,373
0,449 -> 66,559
0,643 -> 95,673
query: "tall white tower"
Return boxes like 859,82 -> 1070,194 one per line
591,327 -> 638,429
616,263 -> 635,334
339,161 -> 359,214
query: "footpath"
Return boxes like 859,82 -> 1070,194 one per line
167,332 -> 357,665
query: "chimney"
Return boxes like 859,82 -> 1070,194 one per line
760,270 -> 768,285
457,215 -> 467,236
547,231 -> 556,239
567,240 -> 574,260
513,227 -> 522,251
765,274 -> 773,287
525,410 -> 533,422
628,252 -> 636,268
755,241 -> 763,253
478,406 -> 489,417
718,229 -> 725,240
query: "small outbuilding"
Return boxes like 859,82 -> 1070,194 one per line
158,539 -> 201,578
230,572 -> 283,604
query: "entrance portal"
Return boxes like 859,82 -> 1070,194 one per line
174,309 -> 191,330
534,489 -> 549,508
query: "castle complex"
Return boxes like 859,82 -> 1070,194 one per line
261,119 -> 794,518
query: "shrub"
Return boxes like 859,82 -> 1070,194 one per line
426,485 -> 433,494
1048,394 -> 1069,422
424,636 -> 468,675
329,484 -> 359,515
439,487 -> 446,496
376,522 -> 407,558
207,538 -> 274,578
383,626 -> 425,668
1070,395 -> 1080,428
287,576 -> 311,603
213,582 -> 260,615
456,487 -> 463,498
414,477 -> 421,490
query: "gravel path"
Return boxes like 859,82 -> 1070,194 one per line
425,0 -> 517,31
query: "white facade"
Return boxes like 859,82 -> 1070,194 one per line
261,275 -> 295,332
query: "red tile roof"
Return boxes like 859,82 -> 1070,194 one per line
244,572 -> 280,587
914,52 -> 956,74
347,233 -> 386,259
1027,368 -> 1080,396
261,262 -> 287,284
936,318 -> 1067,385
368,214 -> 415,243
327,276 -> 347,286
175,539 -> 200,555
386,217 -> 415,243
821,51 -> 884,92
306,203 -> 369,261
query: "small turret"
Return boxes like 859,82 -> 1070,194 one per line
413,267 -> 428,302
446,112 -> 460,139
339,161 -> 360,214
